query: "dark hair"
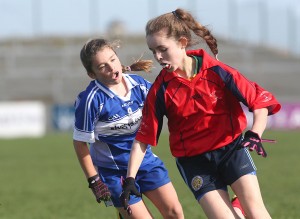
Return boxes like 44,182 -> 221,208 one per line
80,38 -> 153,73
145,8 -> 218,57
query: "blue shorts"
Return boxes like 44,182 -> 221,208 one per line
98,157 -> 170,207
176,134 -> 256,201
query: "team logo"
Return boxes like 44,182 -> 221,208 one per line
260,91 -> 272,102
191,176 -> 203,191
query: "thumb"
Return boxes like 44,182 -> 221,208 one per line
132,189 -> 141,197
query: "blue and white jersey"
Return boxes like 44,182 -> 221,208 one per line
73,74 -> 156,169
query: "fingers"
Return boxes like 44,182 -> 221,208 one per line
96,198 -> 102,203
253,145 -> 267,157
99,189 -> 111,202
259,146 -> 267,158
249,144 -> 267,157
120,192 -> 132,216
126,206 -> 132,215
102,195 -> 111,202
124,204 -> 132,216
243,142 -> 267,157
256,146 -> 263,155
132,190 -> 141,197
120,177 -> 140,215
120,193 -> 126,207
120,192 -> 129,210
241,141 -> 250,147
249,144 -> 256,152
97,195 -> 111,203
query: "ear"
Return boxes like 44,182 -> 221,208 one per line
87,71 -> 96,79
179,37 -> 188,49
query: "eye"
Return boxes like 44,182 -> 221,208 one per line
98,64 -> 105,71
159,48 -> 167,52
150,47 -> 167,55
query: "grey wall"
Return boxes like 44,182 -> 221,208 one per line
1,35 -> 299,105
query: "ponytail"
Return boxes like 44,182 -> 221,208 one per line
122,59 -> 153,73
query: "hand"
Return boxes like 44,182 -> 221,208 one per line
120,177 -> 141,215
240,130 -> 267,157
88,174 -> 111,203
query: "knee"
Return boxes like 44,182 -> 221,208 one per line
243,203 -> 271,219
235,191 -> 271,218
164,204 -> 184,219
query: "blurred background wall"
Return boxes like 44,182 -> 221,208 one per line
0,0 -> 299,137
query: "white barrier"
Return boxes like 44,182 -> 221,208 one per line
0,101 -> 46,138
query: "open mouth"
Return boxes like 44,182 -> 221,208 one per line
114,71 -> 119,78
161,63 -> 171,69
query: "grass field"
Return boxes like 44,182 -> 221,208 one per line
0,130 -> 299,219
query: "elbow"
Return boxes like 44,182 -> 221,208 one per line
133,139 -> 148,153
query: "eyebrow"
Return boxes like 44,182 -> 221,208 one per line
149,45 -> 165,51
96,53 -> 116,68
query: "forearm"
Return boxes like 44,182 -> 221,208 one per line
250,108 -> 268,137
73,140 -> 98,179
126,140 -> 148,178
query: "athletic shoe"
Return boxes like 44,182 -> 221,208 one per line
231,195 -> 246,216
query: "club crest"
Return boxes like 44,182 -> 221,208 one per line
191,176 -> 203,191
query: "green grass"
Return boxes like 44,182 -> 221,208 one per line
0,131 -> 298,219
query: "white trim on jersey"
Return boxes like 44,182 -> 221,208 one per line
84,86 -> 100,130
73,128 -> 95,143
94,108 -> 142,137
95,80 -> 115,98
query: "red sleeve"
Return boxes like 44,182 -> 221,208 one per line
249,82 -> 281,115
216,63 -> 281,115
135,74 -> 165,146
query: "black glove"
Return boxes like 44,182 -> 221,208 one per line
240,130 -> 267,157
120,177 -> 141,215
88,174 -> 111,203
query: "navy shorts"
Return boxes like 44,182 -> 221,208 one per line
98,157 -> 170,207
176,134 -> 256,201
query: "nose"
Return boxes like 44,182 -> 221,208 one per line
107,63 -> 114,72
154,52 -> 162,61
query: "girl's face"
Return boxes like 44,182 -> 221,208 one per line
146,30 -> 187,72
88,47 -> 123,87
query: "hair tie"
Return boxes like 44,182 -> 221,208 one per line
172,11 -> 180,19
215,54 -> 219,61
125,66 -> 131,72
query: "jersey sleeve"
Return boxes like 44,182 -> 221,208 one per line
140,76 -> 152,99
212,63 -> 281,115
135,75 -> 165,146
73,91 -> 100,143
249,82 -> 281,115
129,74 -> 152,99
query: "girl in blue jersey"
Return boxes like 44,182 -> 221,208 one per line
73,38 -> 183,219
121,8 -> 281,219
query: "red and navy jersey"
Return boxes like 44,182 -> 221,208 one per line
136,49 -> 281,157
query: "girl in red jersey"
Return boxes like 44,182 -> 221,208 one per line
121,8 -> 281,219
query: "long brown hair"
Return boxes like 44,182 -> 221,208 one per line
145,8 -> 218,57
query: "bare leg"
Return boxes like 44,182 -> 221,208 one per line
144,182 -> 184,219
117,199 -> 153,219
199,189 -> 243,219
231,174 -> 271,219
